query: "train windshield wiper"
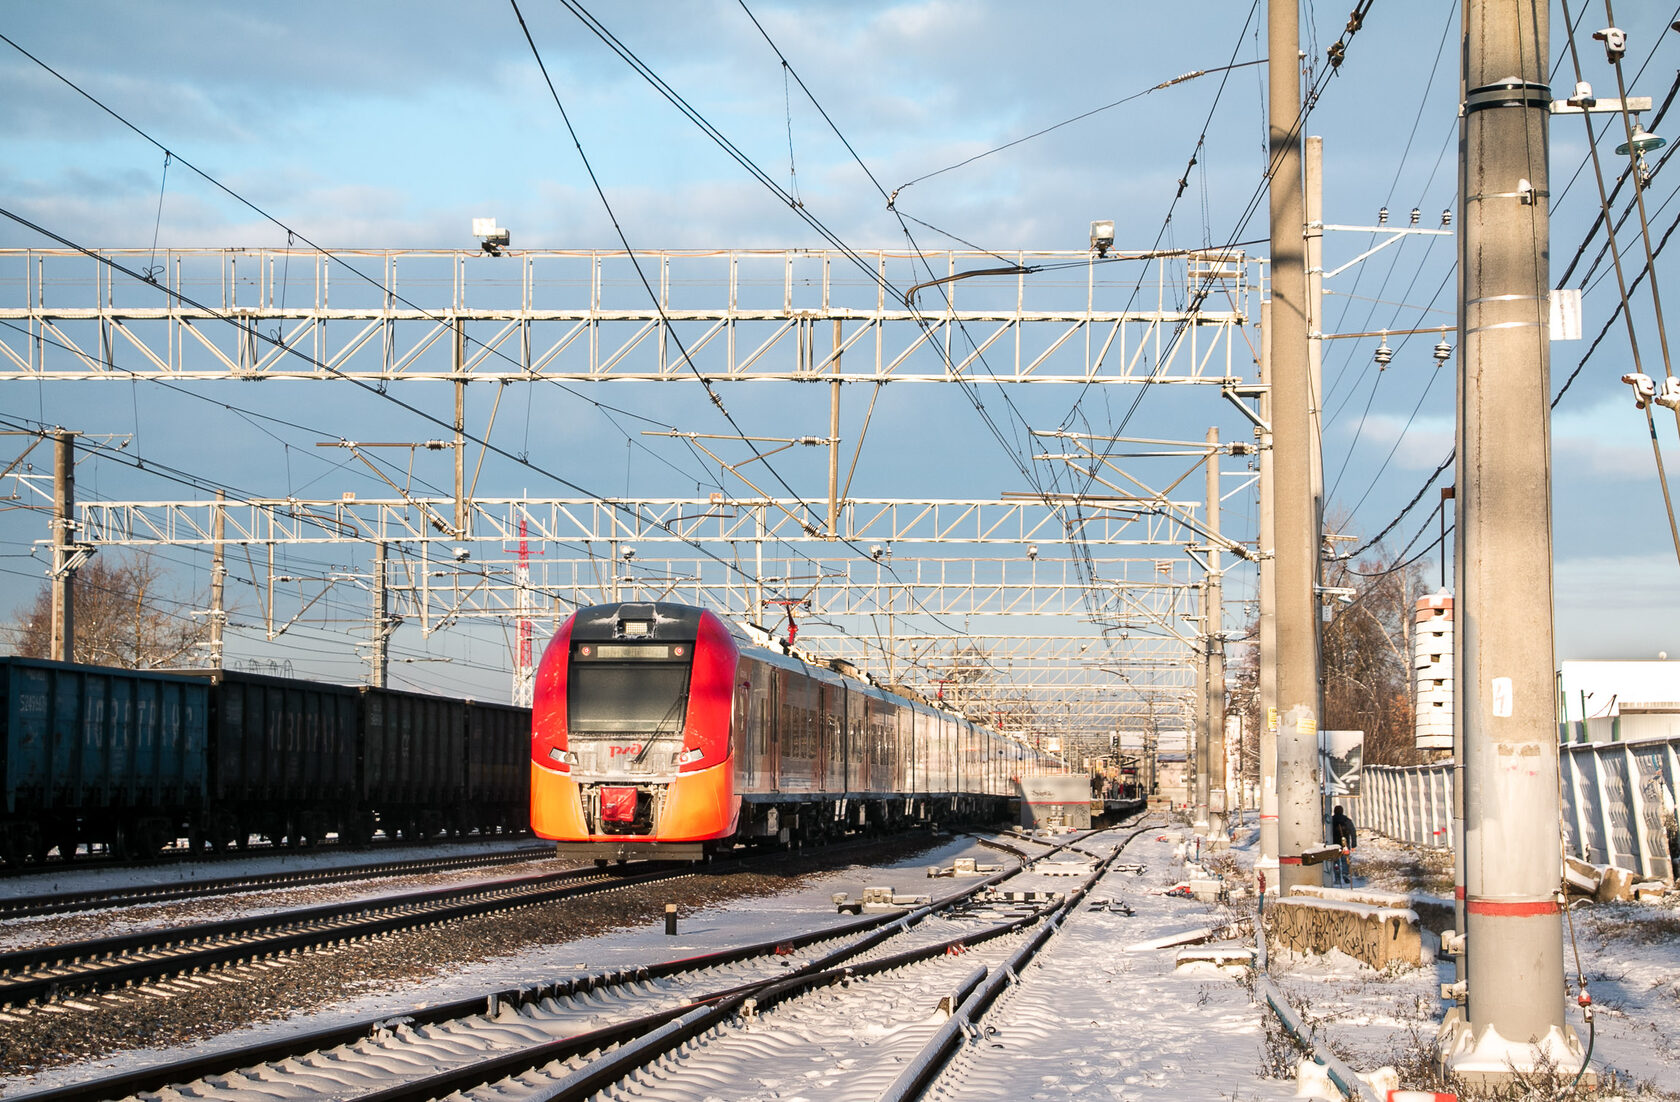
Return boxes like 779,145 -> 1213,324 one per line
630,693 -> 687,765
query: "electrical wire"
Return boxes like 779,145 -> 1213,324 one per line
889,59 -> 1269,198
511,0 -> 989,659
0,208 -> 848,626
1557,0 -> 1680,566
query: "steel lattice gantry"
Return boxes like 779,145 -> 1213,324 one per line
0,247 -> 1253,383
2,246 -> 1259,758
70,495 -> 1206,552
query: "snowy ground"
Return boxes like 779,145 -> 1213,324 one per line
3,821 -> 1677,1100
1254,823 -> 1680,1100
0,837 -> 558,953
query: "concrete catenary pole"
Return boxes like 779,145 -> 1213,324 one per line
1445,0 -> 1581,1078
1257,303 -> 1280,885
453,319 -> 467,539
1193,580 -> 1210,831
1268,0 -> 1322,892
371,540 -> 389,689
1306,137 -> 1325,520
210,491 -> 226,668
50,429 -> 76,662
1206,427 -> 1227,838
829,318 -> 842,538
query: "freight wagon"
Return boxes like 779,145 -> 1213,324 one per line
0,657 -> 530,865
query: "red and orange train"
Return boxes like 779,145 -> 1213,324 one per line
529,601 -> 1063,861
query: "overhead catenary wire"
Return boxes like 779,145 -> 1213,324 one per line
730,1 -> 1173,692
510,0 -> 993,658
1,26 -> 950,676
889,58 -> 1271,198
0,29 -> 741,506
1556,0 -> 1680,567
1355,30 -> 1680,561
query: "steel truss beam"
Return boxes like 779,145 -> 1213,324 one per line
71,495 -> 1212,551
0,248 -> 1254,383
376,556 -> 1194,622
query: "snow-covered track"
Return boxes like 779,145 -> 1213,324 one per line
0,845 -> 554,920
0,862 -> 689,1010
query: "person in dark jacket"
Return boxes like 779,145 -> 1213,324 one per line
1330,805 -> 1357,886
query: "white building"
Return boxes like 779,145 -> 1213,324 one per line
1558,659 -> 1680,744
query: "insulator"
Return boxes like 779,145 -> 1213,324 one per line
1433,339 -> 1452,364
1442,209 -> 1453,227
1374,342 -> 1394,367
1410,207 -> 1421,225
1378,206 -> 1389,225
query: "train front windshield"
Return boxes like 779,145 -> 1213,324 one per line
568,642 -> 692,773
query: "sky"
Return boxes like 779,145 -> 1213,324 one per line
3,1 -> 1680,744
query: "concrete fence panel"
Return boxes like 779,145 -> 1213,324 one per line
1361,737 -> 1679,881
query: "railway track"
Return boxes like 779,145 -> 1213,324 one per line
0,828 -> 536,880
0,843 -> 555,920
0,860 -> 689,1011
13,827 -> 1145,1102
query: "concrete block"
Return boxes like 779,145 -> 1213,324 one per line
1264,896 -> 1423,969
1288,884 -> 1410,908
1174,946 -> 1254,974
1634,882 -> 1668,904
1596,865 -> 1636,903
1563,856 -> 1601,896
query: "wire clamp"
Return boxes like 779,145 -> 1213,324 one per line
1592,26 -> 1627,63
1621,372 -> 1656,409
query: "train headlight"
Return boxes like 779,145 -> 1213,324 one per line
547,747 -> 578,766
677,748 -> 704,766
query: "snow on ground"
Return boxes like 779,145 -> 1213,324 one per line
0,837 -> 558,952
933,827 -> 1299,1101
5,822 -> 1678,1100
1,833 -> 1006,1098
1257,823 -> 1680,1099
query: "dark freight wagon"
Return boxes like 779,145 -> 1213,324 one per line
360,686 -> 467,840
200,670 -> 361,848
0,657 -> 209,862
465,698 -> 533,835
0,656 -> 533,865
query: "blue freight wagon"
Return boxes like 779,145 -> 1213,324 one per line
0,657 -> 209,862
1,656 -> 533,866
197,669 -> 362,849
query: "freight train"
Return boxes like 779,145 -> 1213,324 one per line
529,601 -> 1065,862
0,658 -> 529,865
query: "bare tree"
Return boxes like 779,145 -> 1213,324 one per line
1226,547 -> 1431,774
5,554 -> 211,668
1320,550 -> 1428,767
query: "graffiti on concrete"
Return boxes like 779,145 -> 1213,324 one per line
1264,898 -> 1422,970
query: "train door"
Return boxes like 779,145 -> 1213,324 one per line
848,686 -> 867,794
778,671 -> 817,795
821,679 -> 844,794
765,666 -> 783,793
731,664 -> 750,786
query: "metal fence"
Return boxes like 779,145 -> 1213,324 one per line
1355,735 -> 1680,881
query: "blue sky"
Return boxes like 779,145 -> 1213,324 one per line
3,1 -> 1679,712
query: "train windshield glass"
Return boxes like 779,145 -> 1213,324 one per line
568,660 -> 691,734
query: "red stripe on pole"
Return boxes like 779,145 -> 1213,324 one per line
1455,885 -> 1465,900
1279,856 -> 1302,865
1466,899 -> 1559,917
